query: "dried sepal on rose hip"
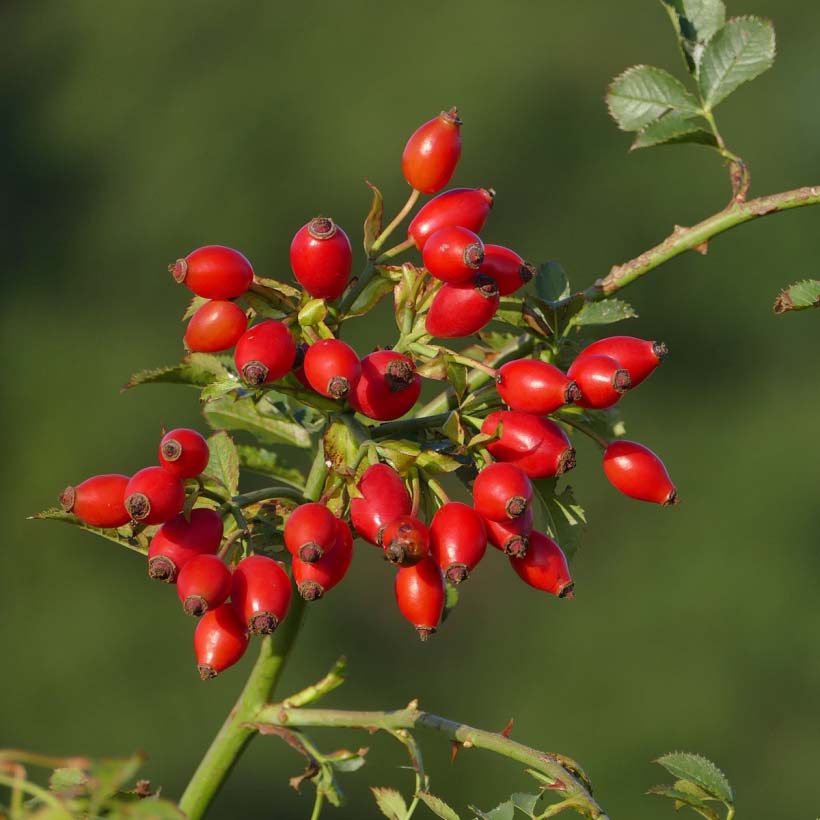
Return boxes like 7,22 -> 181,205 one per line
496,359 -> 581,415
422,226 -> 485,284
158,428 -> 210,480
194,604 -> 249,680
349,351 -> 421,421
576,336 -> 667,388
293,519 -> 354,601
382,515 -> 431,567
603,440 -> 678,505
231,555 -> 293,635
170,245 -> 253,300
124,466 -> 186,525
59,474 -> 131,529
234,320 -> 296,386
303,338 -> 361,400
425,274 -> 500,338
177,554 -> 232,617
284,502 -> 338,563
509,531 -> 574,598
395,556 -> 446,641
401,107 -> 462,194
350,464 -> 412,546
184,300 -> 248,353
289,217 -> 353,300
407,187 -> 495,251
147,507 -> 224,583
429,502 -> 487,584
567,354 -> 631,410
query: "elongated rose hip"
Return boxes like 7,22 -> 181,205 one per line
426,274 -> 499,338
497,359 -> 581,415
429,503 -> 487,583
231,555 -> 292,635
422,226 -> 485,284
567,354 -> 631,410
147,508 -> 224,583
479,244 -> 535,296
59,474 -> 131,529
159,428 -> 210,479
473,462 -> 533,521
509,531 -> 574,597
350,464 -> 412,545
484,507 -> 533,557
603,440 -> 678,505
407,187 -> 495,250
194,604 -> 249,680
577,336 -> 667,387
395,557 -> 446,641
124,466 -> 186,525
171,246 -> 253,300
402,107 -> 463,194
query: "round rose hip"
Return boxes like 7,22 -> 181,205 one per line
290,218 -> 353,300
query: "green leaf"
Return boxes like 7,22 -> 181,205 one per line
49,767 -> 88,797
662,0 -> 726,73
510,792 -> 540,815
298,298 -> 328,327
698,17 -> 775,109
199,375 -> 242,403
29,509 -> 154,555
377,441 -> 463,476
324,420 -> 361,477
363,179 -> 384,254
534,261 -> 570,303
655,752 -> 734,804
346,271 -> 395,318
647,786 -> 721,820
441,580 -> 459,623
417,791 -> 461,820
773,279 -> 820,313
571,298 -> 638,326
87,754 -> 145,812
203,396 -> 311,448
182,294 -> 208,321
123,353 -> 230,391
203,431 -> 240,497
106,797 -> 187,819
447,361 -> 468,402
631,113 -> 718,150
607,65 -> 701,131
470,801 -> 515,820
236,444 -> 304,485
372,787 -> 408,820
242,289 -> 287,320
533,480 -> 586,561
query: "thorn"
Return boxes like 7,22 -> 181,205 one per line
500,718 -> 514,738
451,741 -> 461,764
693,240 -> 709,255
406,698 -> 419,711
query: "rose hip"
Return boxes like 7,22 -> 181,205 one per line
484,507 -> 533,558
184,300 -> 248,353
509,531 -> 574,598
479,244 -> 535,296
567,354 -> 631,410
472,462 -> 533,521
577,336 -> 667,387
234,320 -> 297,386
401,107 -> 462,194
349,351 -> 421,421
231,555 -> 292,635
303,338 -> 361,399
284,502 -> 338,563
425,274 -> 499,338
177,554 -> 232,617
429,502 -> 487,583
159,428 -> 210,480
124,466 -> 186,525
422,226 -> 485,284
497,359 -> 581,415
290,218 -> 353,300
194,604 -> 249,680
293,519 -> 354,601
171,246 -> 253,300
382,515 -> 430,566
395,557 -> 446,641
59,474 -> 131,529
407,187 -> 495,251
350,464 -> 412,545
147,508 -> 223,583
603,440 -> 678,505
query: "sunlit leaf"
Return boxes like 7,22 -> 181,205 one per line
372,787 -> 408,820
608,65 -> 701,131
123,353 -> 230,391
631,113 -> 718,150
203,396 -> 311,448
417,791 -> 461,820
655,752 -> 734,804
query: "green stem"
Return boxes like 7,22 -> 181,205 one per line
178,598 -> 307,820
0,774 -> 71,817
370,189 -> 420,255
376,237 -> 416,261
231,486 -> 308,508
368,412 -> 452,439
304,443 -> 330,502
254,705 -> 609,819
310,789 -> 325,820
283,657 -> 347,708
587,185 -> 820,300
558,414 -> 610,450
337,259 -> 375,315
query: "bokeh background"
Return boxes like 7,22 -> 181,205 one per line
3,1 -> 820,818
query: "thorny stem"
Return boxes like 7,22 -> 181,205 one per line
587,185 -> 820,300
253,704 -> 609,820
370,189 -> 421,255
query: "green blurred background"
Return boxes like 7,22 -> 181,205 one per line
3,1 -> 820,818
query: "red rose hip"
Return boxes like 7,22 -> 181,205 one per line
509,531 -> 573,597
194,604 -> 249,680
422,226 -> 484,284
429,503 -> 487,583
567,354 -> 631,410
303,338 -> 361,399
284,502 -> 338,563
479,244 -> 535,296
350,464 -> 412,545
147,507 -> 224,582
577,336 -> 667,388
177,554 -> 232,616
603,440 -> 678,505
231,555 -> 292,635
124,466 -> 186,525
159,428 -> 210,479
401,107 -> 462,194
497,359 -> 581,415
349,351 -> 421,421
234,320 -> 297,386
382,515 -> 430,566
184,300 -> 247,353
472,462 -> 533,521
484,508 -> 533,558
395,557 -> 446,640
290,218 -> 353,300
59,474 -> 131,529
293,519 -> 354,601
171,245 -> 253,300
426,274 -> 499,338
407,187 -> 495,251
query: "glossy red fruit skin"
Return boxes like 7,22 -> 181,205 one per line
303,338 -> 361,399
401,108 -> 462,194
350,464 -> 412,545
509,531 -> 573,597
194,604 -> 249,680
484,507 -> 533,557
603,440 -> 678,505
479,244 -> 535,296
293,519 -> 354,601
472,462 -> 533,522
184,300 -> 247,353
577,336 -> 667,388
231,555 -> 292,635
171,246 -> 253,300
124,466 -> 185,525
159,428 -> 210,479
426,275 -> 499,338
59,474 -> 131,528
349,351 -> 421,421
482,411 -> 576,479
289,218 -> 353,300
147,508 -> 224,583
567,354 -> 631,410
382,515 -> 430,566
284,502 -> 338,563
234,320 -> 297,386
422,226 -> 484,284
177,554 -> 232,616
407,188 -> 495,251
497,359 -> 581,415
395,557 -> 446,640
429,503 -> 487,583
